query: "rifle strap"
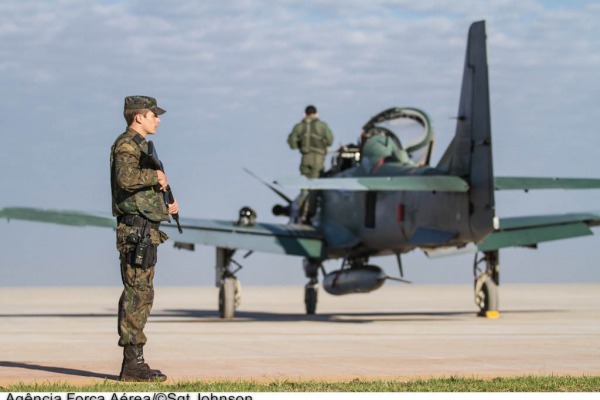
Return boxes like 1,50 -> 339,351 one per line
132,134 -> 145,146
131,134 -> 149,159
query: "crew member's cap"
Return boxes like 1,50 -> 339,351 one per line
124,96 -> 166,115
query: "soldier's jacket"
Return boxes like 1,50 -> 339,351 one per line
287,117 -> 334,156
111,128 -> 169,223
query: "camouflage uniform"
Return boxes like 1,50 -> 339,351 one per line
111,123 -> 169,348
287,116 -> 334,178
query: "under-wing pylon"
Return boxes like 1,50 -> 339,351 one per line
2,21 -> 600,319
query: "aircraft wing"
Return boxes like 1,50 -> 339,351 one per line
0,207 -> 116,228
275,175 -> 469,192
171,217 -> 324,258
494,177 -> 600,191
0,207 -> 324,258
477,212 -> 600,252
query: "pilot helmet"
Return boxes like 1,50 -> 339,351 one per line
237,206 -> 257,226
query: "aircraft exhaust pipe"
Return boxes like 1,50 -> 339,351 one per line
322,265 -> 386,295
272,204 -> 290,217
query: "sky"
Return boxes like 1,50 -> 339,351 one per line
1,0 -> 599,291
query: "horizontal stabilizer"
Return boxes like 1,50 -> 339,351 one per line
275,175 -> 469,192
494,177 -> 600,191
478,212 -> 600,252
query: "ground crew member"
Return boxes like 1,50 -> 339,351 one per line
287,105 -> 334,222
287,105 -> 334,178
110,96 -> 179,382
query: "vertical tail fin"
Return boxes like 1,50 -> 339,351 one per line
437,21 -> 495,240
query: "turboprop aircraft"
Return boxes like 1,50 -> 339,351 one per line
2,21 -> 600,319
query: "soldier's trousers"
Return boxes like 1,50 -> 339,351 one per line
299,153 -> 325,179
118,255 -> 155,347
116,221 -> 167,347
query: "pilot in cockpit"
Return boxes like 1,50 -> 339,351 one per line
358,128 -> 415,173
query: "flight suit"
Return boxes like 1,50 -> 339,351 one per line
287,116 -> 334,222
287,116 -> 334,178
111,128 -> 169,347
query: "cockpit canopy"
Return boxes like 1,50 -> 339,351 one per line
330,107 -> 435,173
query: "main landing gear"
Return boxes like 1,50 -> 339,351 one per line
216,247 -> 242,319
214,247 -> 501,319
473,250 -> 500,317
303,258 -> 321,315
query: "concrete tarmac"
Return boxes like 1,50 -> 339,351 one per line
0,284 -> 599,384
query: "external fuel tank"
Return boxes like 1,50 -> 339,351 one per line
322,265 -> 386,295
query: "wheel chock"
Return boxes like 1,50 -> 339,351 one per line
485,311 -> 500,319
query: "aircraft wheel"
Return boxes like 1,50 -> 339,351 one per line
234,278 -> 242,309
305,284 -> 318,315
219,278 -> 236,319
475,279 -> 498,316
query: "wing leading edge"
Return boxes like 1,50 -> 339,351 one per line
0,207 -> 324,259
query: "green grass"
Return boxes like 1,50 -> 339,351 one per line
2,376 -> 600,392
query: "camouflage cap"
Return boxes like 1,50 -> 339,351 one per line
124,96 -> 166,115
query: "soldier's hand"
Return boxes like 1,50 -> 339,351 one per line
168,199 -> 179,215
157,170 -> 168,191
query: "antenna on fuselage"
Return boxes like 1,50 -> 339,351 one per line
243,167 -> 292,205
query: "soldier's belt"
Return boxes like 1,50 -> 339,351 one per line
117,214 -> 161,230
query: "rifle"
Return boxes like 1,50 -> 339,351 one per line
147,141 -> 183,234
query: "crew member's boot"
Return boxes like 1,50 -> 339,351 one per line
119,344 -> 167,382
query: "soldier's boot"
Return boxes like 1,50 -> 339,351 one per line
119,344 -> 167,382
136,344 -> 165,376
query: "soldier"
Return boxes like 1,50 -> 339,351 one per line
287,105 -> 334,223
110,96 -> 179,382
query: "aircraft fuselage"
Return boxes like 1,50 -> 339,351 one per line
319,162 -> 477,259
